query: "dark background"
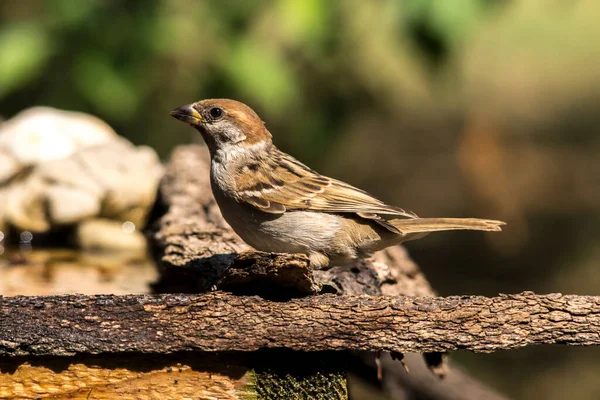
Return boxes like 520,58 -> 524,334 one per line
1,1 -> 599,398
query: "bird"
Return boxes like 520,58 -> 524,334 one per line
170,99 -> 504,269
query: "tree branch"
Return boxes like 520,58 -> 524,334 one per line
145,145 -> 506,399
1,291 -> 598,357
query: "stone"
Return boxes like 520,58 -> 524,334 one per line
37,157 -> 105,197
0,149 -> 20,183
0,106 -> 162,249
76,219 -> 147,252
5,176 -> 50,232
77,140 -> 162,221
0,107 -> 115,165
46,186 -> 102,225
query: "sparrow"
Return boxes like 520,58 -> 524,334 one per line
170,99 -> 504,268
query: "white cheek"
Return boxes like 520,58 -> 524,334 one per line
215,121 -> 246,144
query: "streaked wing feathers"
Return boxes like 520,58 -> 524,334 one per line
235,150 -> 416,231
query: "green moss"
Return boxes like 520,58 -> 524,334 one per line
255,369 -> 347,400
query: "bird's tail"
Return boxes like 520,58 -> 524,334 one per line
390,217 -> 505,235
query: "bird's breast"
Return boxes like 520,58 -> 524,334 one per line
211,191 -> 345,256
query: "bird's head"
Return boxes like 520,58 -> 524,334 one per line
170,99 -> 272,153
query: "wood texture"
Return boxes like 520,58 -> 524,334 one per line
1,291 -> 598,357
148,146 -> 435,298
147,145 -> 507,399
0,352 -> 348,400
0,354 -> 255,400
149,146 -> 248,293
217,251 -> 321,299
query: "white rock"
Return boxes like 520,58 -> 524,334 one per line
78,141 -> 161,218
46,186 -> 102,225
0,188 -> 8,236
76,219 -> 147,252
0,107 -> 116,165
0,149 -> 19,183
37,157 -> 105,197
5,176 -> 50,232
0,106 -> 162,250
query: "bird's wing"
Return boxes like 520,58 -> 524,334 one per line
234,151 -> 416,233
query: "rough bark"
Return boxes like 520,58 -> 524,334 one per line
218,251 -> 321,299
147,145 -> 508,399
148,146 -> 436,298
148,146 -> 248,293
146,145 -> 352,399
1,291 -> 598,357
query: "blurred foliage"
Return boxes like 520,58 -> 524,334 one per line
0,0 -> 509,158
1,1 -> 600,399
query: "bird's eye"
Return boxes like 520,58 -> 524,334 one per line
209,107 -> 223,120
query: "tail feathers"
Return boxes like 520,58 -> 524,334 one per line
391,218 -> 505,235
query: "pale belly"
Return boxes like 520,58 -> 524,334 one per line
213,190 -> 394,266
218,194 -> 342,255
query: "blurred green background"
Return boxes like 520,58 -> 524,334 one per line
1,0 -> 600,399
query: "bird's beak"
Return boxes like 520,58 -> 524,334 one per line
169,104 -> 203,125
